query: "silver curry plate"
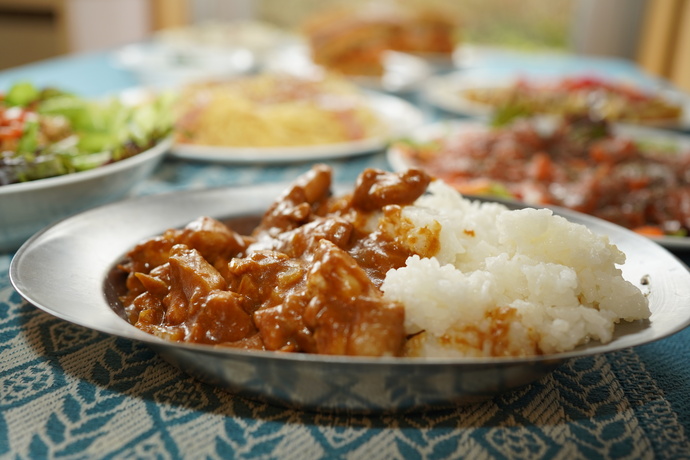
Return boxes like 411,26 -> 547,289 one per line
10,183 -> 690,412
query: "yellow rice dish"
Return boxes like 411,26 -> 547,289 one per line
174,73 -> 388,148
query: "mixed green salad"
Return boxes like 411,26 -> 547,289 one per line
0,81 -> 175,185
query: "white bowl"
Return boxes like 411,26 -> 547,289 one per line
0,136 -> 172,252
113,42 -> 255,88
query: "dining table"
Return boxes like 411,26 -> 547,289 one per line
1,42 -> 690,460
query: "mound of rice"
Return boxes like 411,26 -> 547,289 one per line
380,180 -> 651,358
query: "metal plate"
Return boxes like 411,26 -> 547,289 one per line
10,183 -> 690,412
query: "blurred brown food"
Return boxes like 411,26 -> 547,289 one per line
301,1 -> 460,76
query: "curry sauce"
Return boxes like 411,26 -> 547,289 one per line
117,165 -> 433,356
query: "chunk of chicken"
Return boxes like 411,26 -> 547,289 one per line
252,164 -> 333,236
117,164 -> 433,356
351,167 -> 431,212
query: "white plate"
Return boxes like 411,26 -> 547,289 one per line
262,42 -> 433,94
152,20 -> 293,62
421,71 -> 690,129
112,42 -> 256,88
170,91 -> 426,163
9,182 -> 690,411
387,119 -> 690,250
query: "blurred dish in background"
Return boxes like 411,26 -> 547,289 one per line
0,83 -> 174,251
112,42 -> 254,88
422,72 -> 690,129
387,116 -> 690,247
263,0 -> 453,93
171,73 -> 424,163
263,43 -> 432,94
112,23 -> 285,88
153,20 -> 295,67
0,81 -> 174,185
175,73 -> 387,147
113,20 -> 297,88
300,0 -> 461,76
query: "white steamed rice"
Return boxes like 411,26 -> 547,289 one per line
380,180 -> 650,358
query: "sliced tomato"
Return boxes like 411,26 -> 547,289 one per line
633,225 -> 665,237
0,122 -> 23,140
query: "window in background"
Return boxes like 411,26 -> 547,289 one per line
637,0 -> 690,92
434,0 -> 576,52
572,0 -> 646,61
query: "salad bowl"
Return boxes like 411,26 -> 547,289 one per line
0,83 -> 174,251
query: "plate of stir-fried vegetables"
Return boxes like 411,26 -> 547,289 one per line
388,115 -> 690,249
421,72 -> 690,129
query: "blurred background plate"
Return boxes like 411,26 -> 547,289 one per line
170,90 -> 425,163
152,19 -> 293,68
421,71 -> 690,129
112,42 -> 256,88
387,118 -> 690,249
263,43 -> 433,94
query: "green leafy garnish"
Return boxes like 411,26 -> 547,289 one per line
1,82 -> 176,185
485,182 -> 514,198
16,119 -> 39,156
490,103 -> 533,127
4,81 -> 41,107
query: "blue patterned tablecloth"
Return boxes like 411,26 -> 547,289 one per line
1,48 -> 690,459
